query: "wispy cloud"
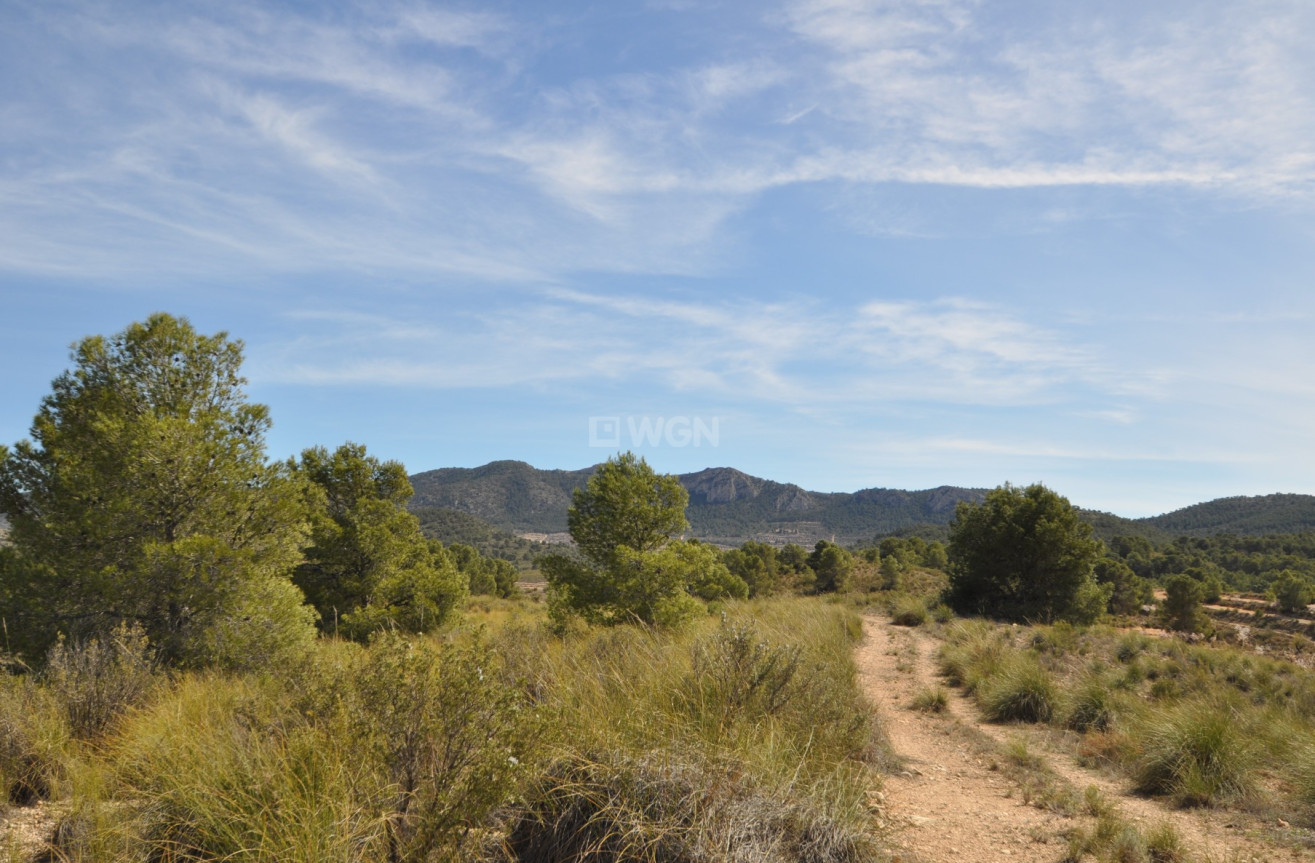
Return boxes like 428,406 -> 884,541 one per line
2,0 -> 1312,282
257,291 -> 1117,410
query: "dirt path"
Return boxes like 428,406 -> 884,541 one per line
857,613 -> 1302,863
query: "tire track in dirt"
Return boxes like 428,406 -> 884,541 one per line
857,616 -> 1074,862
859,613 -> 1308,863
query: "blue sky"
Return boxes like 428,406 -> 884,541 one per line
3,0 -> 1315,517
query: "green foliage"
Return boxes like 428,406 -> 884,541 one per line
777,543 -> 810,575
567,451 -> 688,563
544,453 -> 743,627
0,674 -> 70,804
1134,698 -> 1256,805
921,541 -> 949,570
345,631 -> 539,860
979,655 -> 1059,723
889,595 -> 929,627
41,623 -> 157,739
947,483 -> 1104,623
1094,558 -> 1153,616
1160,574 -> 1207,633
910,685 -> 949,713
684,620 -> 806,734
295,443 -> 467,639
807,540 -> 854,593
722,540 -> 782,597
547,540 -> 744,628
1065,674 -> 1118,732
0,314 -> 315,667
1269,569 -> 1312,614
445,542 -> 520,597
1106,530 -> 1315,596
107,631 -> 539,863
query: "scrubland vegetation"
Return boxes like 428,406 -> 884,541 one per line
936,616 -> 1315,818
0,598 -> 884,862
10,314 -> 1315,861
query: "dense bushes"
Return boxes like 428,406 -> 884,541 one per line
4,598 -> 887,862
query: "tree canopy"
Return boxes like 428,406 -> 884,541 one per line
294,443 -> 467,639
0,314 -> 315,667
947,483 -> 1106,624
543,452 -> 745,627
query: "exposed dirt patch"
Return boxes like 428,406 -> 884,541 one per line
857,618 -> 1076,862
1,801 -> 63,860
858,613 -> 1310,863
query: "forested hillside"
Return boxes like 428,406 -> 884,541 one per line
412,506 -> 557,570
408,461 -> 595,533
409,462 -> 985,545
411,461 -> 1315,548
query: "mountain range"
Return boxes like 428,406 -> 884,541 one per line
408,460 -> 1315,548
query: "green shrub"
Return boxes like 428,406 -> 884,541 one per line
1115,633 -> 1149,663
109,632 -> 541,862
41,623 -> 158,739
343,631 -> 542,861
910,686 -> 949,713
1145,821 -> 1188,863
1134,698 -> 1255,805
889,596 -> 929,627
979,656 -> 1058,724
498,751 -> 877,863
0,675 -> 71,804
937,621 -> 1007,694
1270,570 -> 1312,615
684,620 -> 806,735
1066,676 -> 1117,732
1161,574 -> 1207,633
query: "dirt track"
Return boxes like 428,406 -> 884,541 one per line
856,613 -> 1302,863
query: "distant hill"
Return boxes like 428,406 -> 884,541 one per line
409,461 -> 1315,549
409,462 -> 984,547
411,506 -> 557,570
1140,494 -> 1315,537
677,467 -> 985,546
409,460 -> 595,533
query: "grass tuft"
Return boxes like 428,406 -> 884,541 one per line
889,596 -> 929,627
980,655 -> 1058,724
1134,698 -> 1255,806
909,686 -> 949,713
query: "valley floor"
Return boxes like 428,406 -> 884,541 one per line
858,613 -> 1307,863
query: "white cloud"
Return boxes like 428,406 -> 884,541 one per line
258,291 -> 1117,412
2,0 -> 1314,284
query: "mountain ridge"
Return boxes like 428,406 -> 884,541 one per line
408,461 -> 1315,548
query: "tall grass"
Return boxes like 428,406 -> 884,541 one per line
0,675 -> 70,805
935,618 -> 1303,815
488,598 -> 887,861
12,597 -> 887,863
978,655 -> 1058,724
1133,698 -> 1256,806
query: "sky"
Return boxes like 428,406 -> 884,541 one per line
2,0 -> 1315,518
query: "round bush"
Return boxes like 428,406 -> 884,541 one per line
1135,699 -> 1254,805
981,657 -> 1058,724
